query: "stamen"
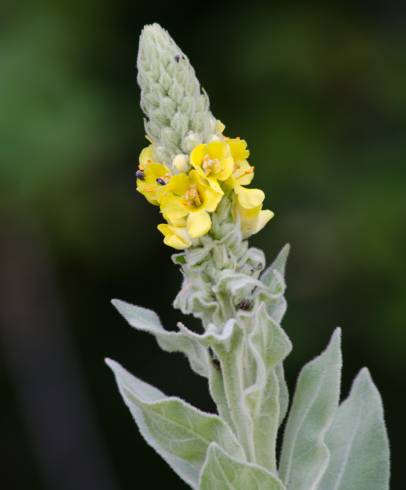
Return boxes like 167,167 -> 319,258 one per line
184,185 -> 202,207
202,155 -> 220,176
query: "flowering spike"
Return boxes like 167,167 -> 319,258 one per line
135,25 -> 274,249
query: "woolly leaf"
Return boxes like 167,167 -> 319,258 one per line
261,244 -> 289,324
275,362 -> 289,427
279,328 -> 342,490
261,243 -> 290,287
106,359 -> 245,489
244,304 -> 292,470
319,368 -> 390,490
112,299 -> 210,377
199,443 -> 285,490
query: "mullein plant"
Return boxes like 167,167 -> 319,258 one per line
106,24 -> 390,489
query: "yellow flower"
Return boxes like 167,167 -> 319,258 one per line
228,137 -> 249,161
233,183 -> 273,237
234,184 -> 265,210
226,138 -> 255,187
235,200 -> 274,238
157,223 -> 192,250
136,146 -> 172,205
190,141 -> 234,191
159,170 -> 222,238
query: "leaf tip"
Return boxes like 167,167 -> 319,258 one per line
358,366 -> 371,379
104,357 -> 118,371
282,243 -> 291,255
331,327 -> 342,346
353,367 -> 378,396
323,328 -> 342,356
111,298 -> 125,310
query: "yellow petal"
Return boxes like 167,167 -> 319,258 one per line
192,170 -> 223,212
233,160 -> 255,186
206,175 -> 224,194
204,187 -> 223,212
167,173 -> 190,195
136,179 -> 163,205
237,172 -> 254,186
216,156 -> 234,181
207,140 -> 230,160
237,203 -> 262,220
227,138 -> 249,161
157,224 -> 191,250
163,235 -> 188,249
146,162 -> 171,179
190,144 -> 206,168
235,186 -> 265,209
238,206 -> 274,238
252,209 -> 274,235
159,194 -> 188,221
166,216 -> 187,227
186,210 -> 212,238
139,145 -> 154,166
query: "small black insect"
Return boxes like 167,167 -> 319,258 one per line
237,299 -> 253,311
156,177 -> 167,185
212,357 -> 221,370
209,348 -> 221,370
135,169 -> 145,180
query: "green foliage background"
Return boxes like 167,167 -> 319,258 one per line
1,1 -> 404,488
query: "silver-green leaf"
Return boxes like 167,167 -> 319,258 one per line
112,299 -> 210,377
106,359 -> 244,489
261,244 -> 289,332
319,368 -> 390,490
245,304 -> 292,470
261,244 -> 290,288
279,328 -> 342,490
199,443 -> 285,490
275,362 -> 290,427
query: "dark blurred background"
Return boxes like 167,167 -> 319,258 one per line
1,1 -> 405,488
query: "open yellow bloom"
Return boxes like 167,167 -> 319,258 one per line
235,200 -> 274,238
157,223 -> 192,250
233,183 -> 272,237
159,170 -> 222,238
226,138 -> 255,187
136,146 -> 172,205
190,141 -> 234,191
